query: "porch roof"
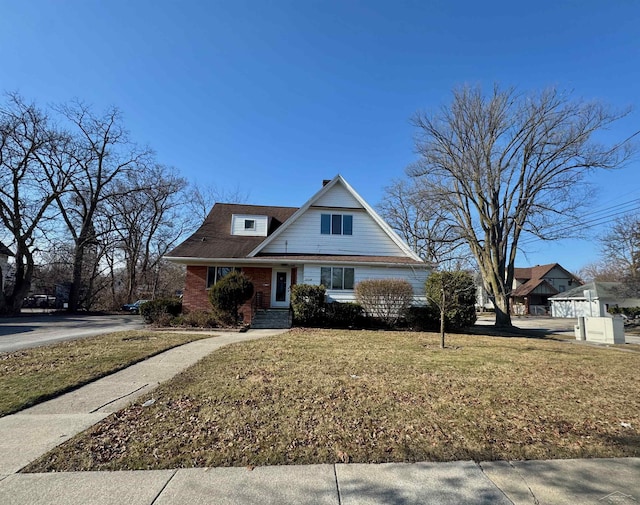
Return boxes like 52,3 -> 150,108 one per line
511,278 -> 558,298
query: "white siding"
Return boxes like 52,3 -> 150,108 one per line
544,266 -> 574,291
301,263 -> 428,304
314,184 -> 363,209
551,299 -> 602,318
231,214 -> 268,237
262,208 -> 406,256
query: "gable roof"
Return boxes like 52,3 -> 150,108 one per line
550,281 -> 637,301
248,175 -> 423,262
166,176 -> 425,266
511,263 -> 582,297
514,263 -> 579,282
166,203 -> 297,259
511,278 -> 555,297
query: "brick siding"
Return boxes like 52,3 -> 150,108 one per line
183,265 -> 275,324
238,267 -> 273,322
183,266 -> 210,313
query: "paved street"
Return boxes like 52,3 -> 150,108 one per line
0,314 -> 144,353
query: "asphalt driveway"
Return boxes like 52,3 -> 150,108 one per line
0,314 -> 145,353
476,313 -> 640,344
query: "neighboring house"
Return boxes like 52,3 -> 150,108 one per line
0,242 -> 13,293
165,175 -> 429,327
510,263 -> 582,316
550,281 -> 640,318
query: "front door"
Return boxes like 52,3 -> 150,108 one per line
271,268 -> 291,308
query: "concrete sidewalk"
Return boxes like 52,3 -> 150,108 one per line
1,458 -> 638,504
1,328 -> 638,504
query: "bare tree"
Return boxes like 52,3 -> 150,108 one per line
580,213 -> 640,294
424,270 -> 476,348
54,101 -> 152,312
107,164 -> 187,303
599,213 -> 640,280
378,178 -> 472,268
410,85 -> 632,327
0,95 -> 71,314
187,182 -> 249,226
578,261 -> 622,282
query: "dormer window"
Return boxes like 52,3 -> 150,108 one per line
231,214 -> 268,236
321,214 -> 353,235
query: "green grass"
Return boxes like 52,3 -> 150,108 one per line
0,330 -> 212,417
23,328 -> 640,472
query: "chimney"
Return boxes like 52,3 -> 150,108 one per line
322,179 -> 331,187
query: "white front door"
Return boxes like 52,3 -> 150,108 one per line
271,268 -> 291,308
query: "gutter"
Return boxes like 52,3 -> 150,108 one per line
163,256 -> 428,269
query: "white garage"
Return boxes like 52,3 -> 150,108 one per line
550,281 -> 640,318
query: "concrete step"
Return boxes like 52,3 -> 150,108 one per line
251,309 -> 292,329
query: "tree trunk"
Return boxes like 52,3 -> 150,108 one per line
4,251 -> 34,315
493,293 -> 512,327
440,287 -> 446,348
67,242 -> 85,313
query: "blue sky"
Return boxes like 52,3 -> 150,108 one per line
1,0 -> 638,274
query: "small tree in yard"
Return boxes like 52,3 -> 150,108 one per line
355,279 -> 414,326
208,271 -> 254,325
425,271 -> 476,349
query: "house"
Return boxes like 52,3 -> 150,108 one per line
0,242 -> 13,293
165,175 -> 429,327
550,281 -> 640,318
510,263 -> 582,316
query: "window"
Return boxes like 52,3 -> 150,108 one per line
244,219 -> 255,230
320,214 -> 353,235
206,266 -> 240,289
321,267 -> 355,290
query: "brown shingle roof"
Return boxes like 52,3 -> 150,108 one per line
511,263 -> 582,297
511,278 -> 557,297
167,203 -> 298,259
514,263 -> 557,281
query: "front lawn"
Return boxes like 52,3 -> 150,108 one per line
23,329 -> 640,471
0,331 -> 212,417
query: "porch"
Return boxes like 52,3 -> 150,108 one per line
234,266 -> 298,328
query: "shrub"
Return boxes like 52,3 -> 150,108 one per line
139,298 -> 182,324
610,306 -> 640,318
208,271 -> 254,325
325,302 -> 364,328
355,279 -> 414,326
403,305 -> 440,331
180,310 -> 220,328
291,284 -> 326,326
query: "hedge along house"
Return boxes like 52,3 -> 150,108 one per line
165,175 -> 429,328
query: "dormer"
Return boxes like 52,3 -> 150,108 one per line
231,214 -> 269,237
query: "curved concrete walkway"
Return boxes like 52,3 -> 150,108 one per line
0,329 -> 638,504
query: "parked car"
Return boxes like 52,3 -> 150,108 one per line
122,300 -> 149,314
